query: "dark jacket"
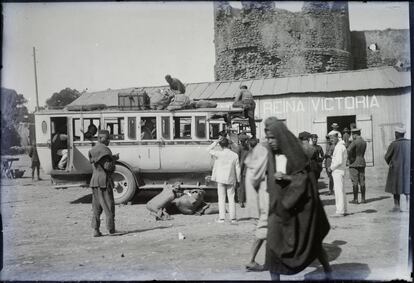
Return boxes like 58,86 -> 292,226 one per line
168,77 -> 186,94
89,143 -> 115,189
264,117 -> 330,275
347,136 -> 367,167
28,146 -> 40,163
384,138 -> 410,195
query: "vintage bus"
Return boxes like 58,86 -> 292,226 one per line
34,107 -> 251,204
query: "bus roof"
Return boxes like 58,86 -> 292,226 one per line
34,107 -> 244,116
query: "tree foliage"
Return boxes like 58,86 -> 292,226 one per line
1,88 -> 30,151
46,88 -> 81,107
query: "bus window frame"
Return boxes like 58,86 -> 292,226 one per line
194,115 -> 208,140
126,116 -> 138,141
103,115 -> 126,141
138,113 -> 159,141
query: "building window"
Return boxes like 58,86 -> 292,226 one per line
105,117 -> 124,140
195,116 -> 207,139
141,117 -> 157,140
161,117 -> 171,140
128,117 -> 136,140
173,116 -> 192,139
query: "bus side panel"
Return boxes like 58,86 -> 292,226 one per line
72,145 -> 94,173
110,144 -> 161,171
35,115 -> 53,174
160,143 -> 213,172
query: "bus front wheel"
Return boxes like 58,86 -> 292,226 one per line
112,165 -> 137,204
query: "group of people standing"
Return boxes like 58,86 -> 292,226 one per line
207,117 -> 333,280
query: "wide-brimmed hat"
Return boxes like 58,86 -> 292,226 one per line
331,123 -> 339,129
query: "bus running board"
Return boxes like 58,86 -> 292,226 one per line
139,184 -> 215,190
53,183 -> 89,189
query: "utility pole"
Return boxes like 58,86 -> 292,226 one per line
33,47 -> 39,111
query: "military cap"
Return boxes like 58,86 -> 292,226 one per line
331,123 -> 339,129
394,126 -> 406,134
310,134 -> 318,138
343,127 -> 349,132
351,128 -> 361,133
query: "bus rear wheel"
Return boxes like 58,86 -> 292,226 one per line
112,165 -> 137,204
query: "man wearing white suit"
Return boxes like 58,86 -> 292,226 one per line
207,136 -> 241,224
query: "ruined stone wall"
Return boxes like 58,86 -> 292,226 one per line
214,1 -> 353,81
351,29 -> 410,70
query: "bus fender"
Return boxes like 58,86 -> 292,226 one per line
115,160 -> 140,189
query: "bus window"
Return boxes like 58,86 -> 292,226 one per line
141,117 -> 157,140
173,116 -> 192,139
105,117 -> 124,140
72,118 -> 81,141
209,123 -> 221,139
83,118 -> 100,141
161,117 -> 171,140
195,116 -> 207,139
128,117 -> 137,140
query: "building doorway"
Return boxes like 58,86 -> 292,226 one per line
327,115 -> 356,135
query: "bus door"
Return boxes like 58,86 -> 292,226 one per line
50,117 -> 69,170
71,116 -> 100,172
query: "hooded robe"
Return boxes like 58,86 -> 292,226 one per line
264,117 -> 330,275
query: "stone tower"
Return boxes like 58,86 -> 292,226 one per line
214,1 -> 353,81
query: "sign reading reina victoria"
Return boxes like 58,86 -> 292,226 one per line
262,95 -> 380,115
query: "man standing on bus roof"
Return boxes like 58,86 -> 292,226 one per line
165,74 -> 186,94
88,130 -> 120,237
233,85 -> 257,138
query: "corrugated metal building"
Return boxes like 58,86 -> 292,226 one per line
68,66 -> 411,167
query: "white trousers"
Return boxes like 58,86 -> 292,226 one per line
57,149 -> 68,170
217,183 -> 236,220
332,170 -> 347,214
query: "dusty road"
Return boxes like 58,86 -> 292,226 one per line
0,155 -> 411,281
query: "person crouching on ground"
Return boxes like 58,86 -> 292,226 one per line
244,137 -> 272,272
88,130 -> 120,237
264,117 -> 332,281
207,136 -> 241,224
328,133 -> 348,217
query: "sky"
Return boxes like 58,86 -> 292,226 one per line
1,1 -> 410,111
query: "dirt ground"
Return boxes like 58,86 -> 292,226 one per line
0,154 -> 411,281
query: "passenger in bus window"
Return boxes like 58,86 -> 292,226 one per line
141,119 -> 155,140
52,125 -> 68,170
83,123 -> 98,141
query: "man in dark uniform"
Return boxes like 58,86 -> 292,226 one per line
311,134 -> 324,180
298,132 -> 319,180
324,135 -> 335,195
233,85 -> 256,138
347,128 -> 367,204
165,74 -> 186,94
342,128 -> 351,148
88,130 -> 119,237
385,127 -> 410,212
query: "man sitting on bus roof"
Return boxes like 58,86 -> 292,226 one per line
165,74 -> 186,94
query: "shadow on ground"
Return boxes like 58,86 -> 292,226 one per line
304,262 -> 371,280
309,240 -> 346,269
322,195 -> 389,207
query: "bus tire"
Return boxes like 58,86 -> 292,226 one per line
112,165 -> 137,204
